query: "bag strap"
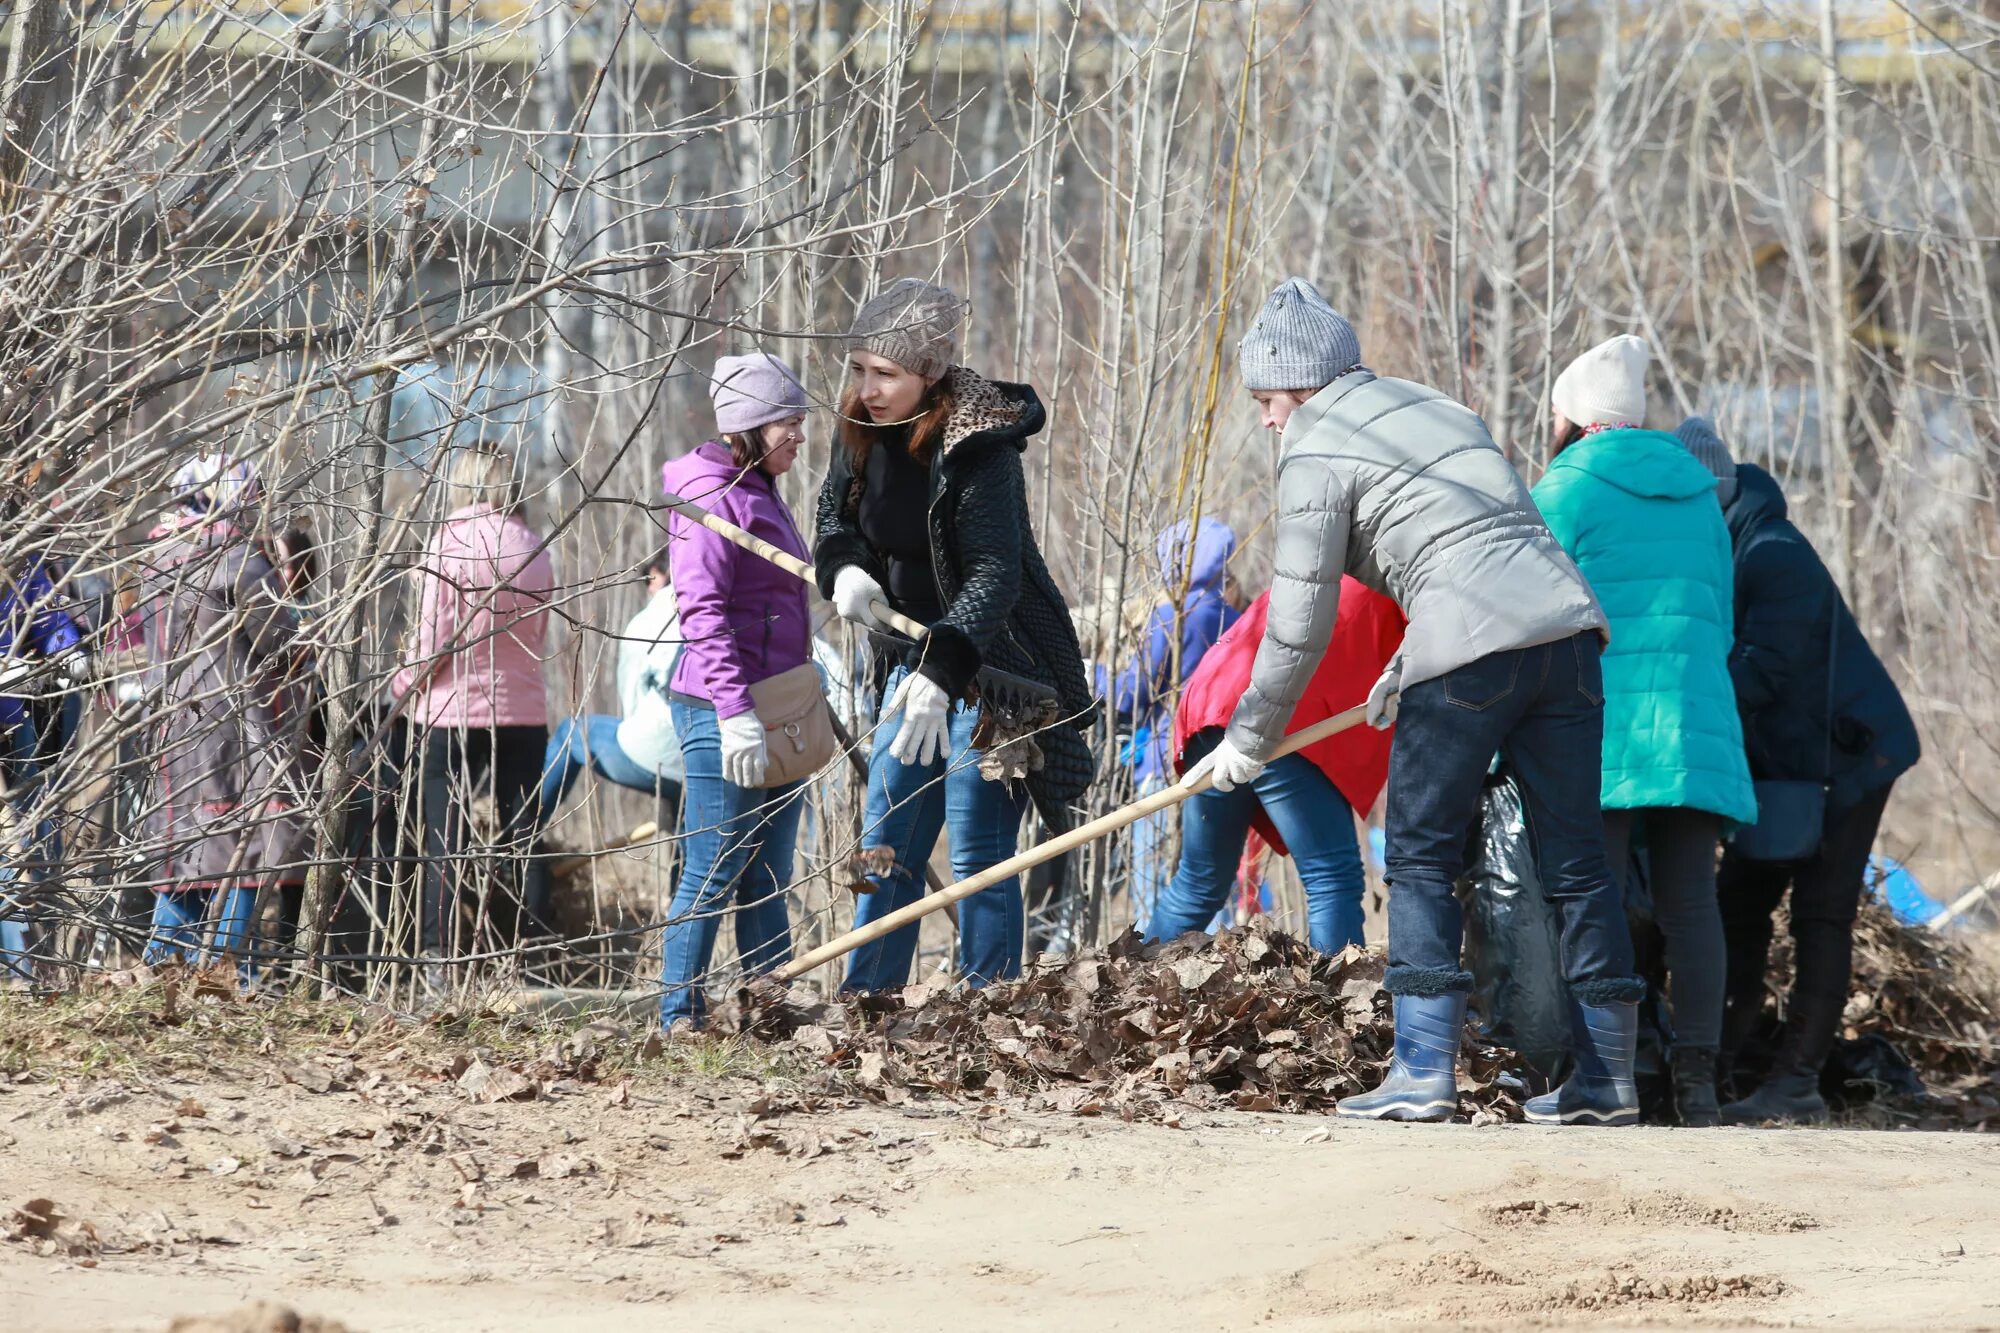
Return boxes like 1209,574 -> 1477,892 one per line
1821,590 -> 1839,785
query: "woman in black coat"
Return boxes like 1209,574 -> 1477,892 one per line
815,279 -> 1094,992
1677,419 -> 1920,1124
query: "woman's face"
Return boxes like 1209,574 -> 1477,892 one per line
758,415 -> 806,476
848,352 -> 931,425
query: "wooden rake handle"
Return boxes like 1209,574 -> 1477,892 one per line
775,703 -> 1371,982
661,490 -> 920,639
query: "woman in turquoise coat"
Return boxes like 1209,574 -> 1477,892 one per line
1530,336 -> 1756,1128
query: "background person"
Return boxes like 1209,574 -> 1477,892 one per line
1676,417 -> 1922,1125
1150,574 -> 1403,954
1530,339 -> 1756,1128
393,444 -> 556,983
538,548 -> 686,836
135,456 -> 303,970
0,504 -> 90,984
656,353 -> 813,1028
1102,517 -> 1240,933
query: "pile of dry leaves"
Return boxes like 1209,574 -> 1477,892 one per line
731,908 -> 2000,1129
734,921 -> 1518,1125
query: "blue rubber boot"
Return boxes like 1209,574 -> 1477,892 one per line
1336,993 -> 1466,1122
1525,999 -> 1640,1126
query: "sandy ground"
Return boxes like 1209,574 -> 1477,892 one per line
3,1056 -> 1997,1333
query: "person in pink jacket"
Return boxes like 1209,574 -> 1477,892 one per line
392,444 -> 555,978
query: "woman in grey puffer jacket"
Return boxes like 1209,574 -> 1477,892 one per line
1197,278 -> 1643,1126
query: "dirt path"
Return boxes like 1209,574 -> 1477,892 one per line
4,1063 -> 1996,1332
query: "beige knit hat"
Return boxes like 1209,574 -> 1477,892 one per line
1552,335 -> 1651,429
845,279 -> 967,379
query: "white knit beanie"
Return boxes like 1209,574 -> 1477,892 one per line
1552,335 -> 1651,429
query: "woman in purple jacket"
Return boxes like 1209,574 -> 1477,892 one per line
657,353 -> 813,1027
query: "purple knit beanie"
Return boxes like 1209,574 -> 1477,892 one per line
709,353 -> 809,435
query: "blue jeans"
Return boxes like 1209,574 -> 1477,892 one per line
145,887 -> 258,966
1125,778 -> 1173,934
540,715 -> 678,811
1147,729 -> 1366,954
1384,633 -> 1640,1003
842,667 -> 1027,993
660,700 -> 799,1025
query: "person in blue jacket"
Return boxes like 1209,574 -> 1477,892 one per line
1676,418 -> 1921,1125
1101,518 -> 1239,928
1,535 -> 90,985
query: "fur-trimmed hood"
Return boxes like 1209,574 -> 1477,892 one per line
934,368 -> 1044,463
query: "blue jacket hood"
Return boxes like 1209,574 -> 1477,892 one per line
1155,517 -> 1236,596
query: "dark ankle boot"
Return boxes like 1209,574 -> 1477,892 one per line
1336,993 -> 1465,1122
1723,962 -> 1843,1126
1672,1045 -> 1721,1127
1720,1069 -> 1827,1125
1524,999 -> 1639,1126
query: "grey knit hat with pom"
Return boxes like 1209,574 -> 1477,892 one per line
1238,278 -> 1362,391
1675,415 -> 1740,506
846,278 -> 968,379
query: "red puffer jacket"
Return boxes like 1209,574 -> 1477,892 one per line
1173,578 -> 1406,854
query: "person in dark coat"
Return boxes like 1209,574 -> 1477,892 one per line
815,278 -> 1094,992
136,456 -> 307,969
1675,418 -> 1921,1125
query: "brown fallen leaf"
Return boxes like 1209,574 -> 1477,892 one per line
7,1198 -> 103,1257
457,1060 -> 537,1104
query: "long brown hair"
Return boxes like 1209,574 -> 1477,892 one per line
838,377 -> 956,470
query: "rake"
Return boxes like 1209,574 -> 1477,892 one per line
659,490 -> 1061,720
774,704 -> 1369,980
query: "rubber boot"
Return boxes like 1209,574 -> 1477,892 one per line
1336,993 -> 1465,1122
1524,999 -> 1640,1126
1672,1045 -> 1721,1128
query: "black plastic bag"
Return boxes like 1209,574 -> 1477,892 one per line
1825,1032 -> 1925,1106
1458,773 -> 1571,1081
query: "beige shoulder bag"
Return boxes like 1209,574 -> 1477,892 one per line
747,663 -> 838,787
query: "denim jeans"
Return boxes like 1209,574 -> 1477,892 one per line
1147,728 -> 1366,954
540,714 -> 680,811
842,666 -> 1027,993
1124,778 -> 1173,934
660,700 -> 799,1024
1384,633 -> 1640,1003
144,887 -> 257,966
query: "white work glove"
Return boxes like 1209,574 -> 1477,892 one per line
1365,659 -> 1402,731
719,711 -> 769,788
885,671 -> 951,767
832,565 -> 888,630
0,657 -> 30,692
55,649 -> 91,687
115,680 -> 146,706
1181,735 -> 1266,794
